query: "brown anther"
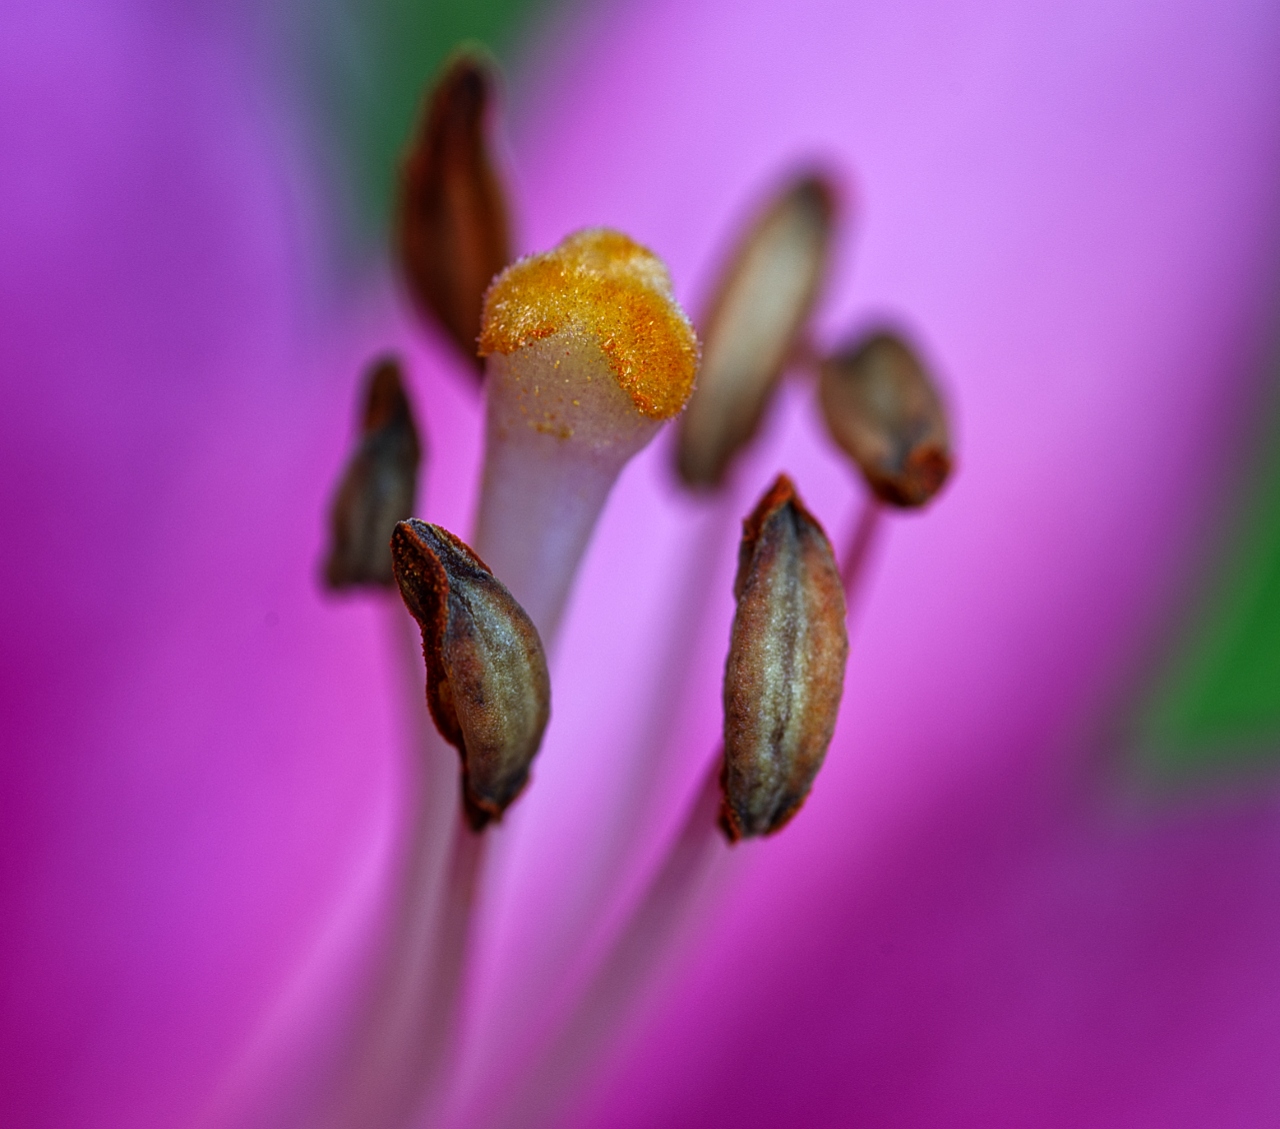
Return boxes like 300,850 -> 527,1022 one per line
819,330 -> 952,507
325,356 -> 423,589
720,475 -> 848,841
396,50 -> 512,374
391,520 -> 551,829
677,173 -> 838,488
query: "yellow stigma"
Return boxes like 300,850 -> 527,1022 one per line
478,228 -> 699,420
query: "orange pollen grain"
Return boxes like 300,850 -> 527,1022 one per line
478,228 -> 699,419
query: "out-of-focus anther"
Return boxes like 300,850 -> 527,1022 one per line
819,330 -> 952,507
397,50 -> 512,373
324,355 -> 422,589
474,227 -> 699,640
677,173 -> 838,488
391,520 -> 551,829
721,475 -> 848,840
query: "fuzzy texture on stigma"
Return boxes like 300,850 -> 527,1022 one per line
478,228 -> 699,420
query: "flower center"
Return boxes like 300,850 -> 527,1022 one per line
311,47 -> 955,1129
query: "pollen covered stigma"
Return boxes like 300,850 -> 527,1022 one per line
479,228 -> 699,420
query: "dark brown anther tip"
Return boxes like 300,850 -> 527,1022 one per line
391,519 -> 551,829
396,50 -> 513,376
324,356 -> 423,590
720,475 -> 848,841
677,172 -> 839,489
819,330 -> 953,508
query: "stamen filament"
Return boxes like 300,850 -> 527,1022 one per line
404,819 -> 489,1121
315,605 -> 460,1129
576,494 -> 740,915
487,761 -> 727,1129
362,609 -> 486,1127
840,496 -> 883,611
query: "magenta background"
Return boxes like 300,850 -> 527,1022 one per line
3,0 -> 1280,1126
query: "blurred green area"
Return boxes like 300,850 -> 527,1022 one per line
1138,397 -> 1280,778
301,0 -> 553,243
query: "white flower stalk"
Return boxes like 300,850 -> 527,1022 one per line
474,228 -> 700,642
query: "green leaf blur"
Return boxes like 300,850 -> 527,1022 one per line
1139,403 -> 1280,777
305,0 -> 552,242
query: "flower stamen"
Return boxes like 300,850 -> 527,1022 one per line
390,519 -> 551,828
677,173 -> 838,487
819,329 -> 952,508
324,355 -> 422,589
397,50 -> 512,373
721,474 -> 848,839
